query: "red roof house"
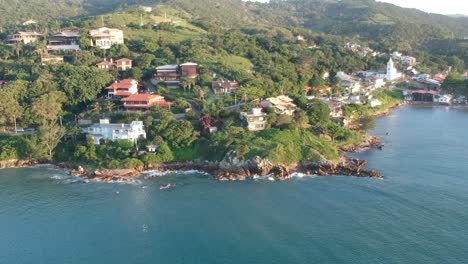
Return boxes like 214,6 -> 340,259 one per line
121,94 -> 172,111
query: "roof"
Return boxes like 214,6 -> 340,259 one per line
114,91 -> 132,97
121,94 -> 161,102
54,30 -> 80,38
97,60 -> 114,66
410,90 -> 439,95
115,58 -> 132,63
156,65 -> 179,70
180,62 -> 198,66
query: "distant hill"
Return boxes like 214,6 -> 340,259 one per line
248,0 -> 468,50
0,0 -> 152,28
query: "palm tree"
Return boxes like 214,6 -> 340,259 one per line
91,102 -> 101,113
104,101 -> 115,112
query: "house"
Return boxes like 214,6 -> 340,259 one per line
47,29 -> 81,51
115,58 -> 132,71
348,95 -> 362,105
336,71 -> 362,93
260,95 -> 297,116
89,27 -> 124,49
154,63 -> 198,87
84,119 -> 146,145
41,55 -> 64,65
96,59 -> 116,71
106,79 -> 139,98
437,95 -> 452,105
402,56 -> 417,66
407,90 -> 439,102
6,31 -> 43,45
141,6 -> 153,12
22,20 -> 37,26
370,99 -> 382,108
121,94 -> 172,111
362,76 -> 385,90
240,108 -> 267,131
180,62 -> 199,78
147,145 -> 158,153
212,80 -> 239,95
96,58 -> 132,71
154,64 -> 181,87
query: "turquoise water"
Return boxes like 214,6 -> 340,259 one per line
1,106 -> 468,264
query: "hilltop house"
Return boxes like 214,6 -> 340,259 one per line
154,63 -> 198,88
96,58 -> 132,71
6,31 -> 43,45
240,108 -> 267,131
106,79 -> 139,98
260,95 -> 297,116
84,119 -> 146,145
47,29 -> 81,51
121,94 -> 172,111
89,27 -> 124,49
212,80 -> 239,95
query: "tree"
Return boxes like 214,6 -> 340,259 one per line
162,120 -> 198,148
31,91 -> 66,159
52,64 -> 113,106
130,67 -> 143,80
104,101 -> 115,112
0,83 -> 24,131
180,77 -> 196,92
358,115 -> 376,134
194,85 -> 208,100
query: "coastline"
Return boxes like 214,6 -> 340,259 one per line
1,104 -> 404,182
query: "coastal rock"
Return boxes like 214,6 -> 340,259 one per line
0,160 -> 37,169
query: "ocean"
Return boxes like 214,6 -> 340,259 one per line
1,105 -> 467,264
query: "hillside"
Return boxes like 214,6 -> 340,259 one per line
0,0 -> 151,28
249,0 -> 468,51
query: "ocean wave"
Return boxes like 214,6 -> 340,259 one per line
142,169 -> 210,179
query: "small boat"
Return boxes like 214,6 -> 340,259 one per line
159,183 -> 172,190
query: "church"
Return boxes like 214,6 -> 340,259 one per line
385,58 -> 401,81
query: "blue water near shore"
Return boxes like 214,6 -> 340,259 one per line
1,105 -> 468,264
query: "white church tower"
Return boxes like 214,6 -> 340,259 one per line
386,58 -> 399,81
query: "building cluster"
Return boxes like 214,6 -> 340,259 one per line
240,95 -> 298,131
344,43 -> 380,57
5,27 -> 124,51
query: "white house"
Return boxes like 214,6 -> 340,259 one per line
89,27 -> 124,49
370,99 -> 383,108
260,95 -> 297,116
437,95 -> 452,105
84,119 -> 146,145
240,108 -> 267,131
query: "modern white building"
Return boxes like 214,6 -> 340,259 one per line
89,27 -> 124,49
84,119 -> 146,145
240,108 -> 267,131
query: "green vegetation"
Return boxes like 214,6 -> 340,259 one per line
0,0 -> 462,169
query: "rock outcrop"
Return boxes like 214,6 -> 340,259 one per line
0,160 -> 37,169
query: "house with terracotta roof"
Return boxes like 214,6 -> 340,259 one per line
121,94 -> 172,111
115,58 -> 132,71
96,58 -> 132,71
106,79 -> 139,98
